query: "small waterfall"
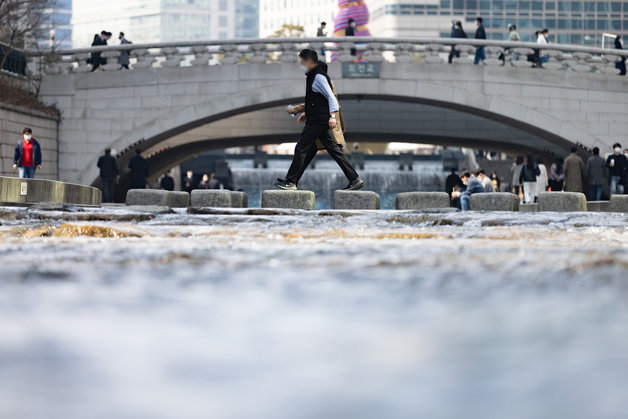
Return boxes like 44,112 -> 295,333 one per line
231,160 -> 445,209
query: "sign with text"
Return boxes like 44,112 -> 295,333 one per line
20,182 -> 28,196
342,62 -> 380,79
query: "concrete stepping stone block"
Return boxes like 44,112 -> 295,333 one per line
230,191 -> 248,208
334,190 -> 380,210
609,195 -> 628,213
262,190 -> 315,210
396,192 -> 450,210
538,192 -> 587,212
126,189 -> 187,207
190,190 -> 232,207
470,192 -> 519,211
171,191 -> 190,208
587,201 -> 610,212
519,203 -> 538,212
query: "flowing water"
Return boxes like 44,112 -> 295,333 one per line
0,206 -> 627,419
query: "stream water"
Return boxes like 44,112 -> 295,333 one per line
0,206 -> 627,419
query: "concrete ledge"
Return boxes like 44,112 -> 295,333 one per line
519,203 -> 538,212
126,189 -> 189,207
396,192 -> 450,210
171,191 -> 190,208
470,192 -> 519,211
262,190 -> 315,210
0,176 -> 101,206
587,201 -> 610,212
334,190 -> 380,210
230,191 -> 248,208
610,195 -> 628,213
538,192 -> 587,212
190,190 -> 232,208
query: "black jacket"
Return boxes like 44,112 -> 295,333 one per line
475,25 -> 486,40
160,176 -> 175,191
13,138 -> 42,167
97,154 -> 119,177
520,164 -> 540,183
606,154 -> 627,179
129,155 -> 149,189
304,64 -> 333,126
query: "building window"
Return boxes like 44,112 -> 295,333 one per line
219,15 -> 228,27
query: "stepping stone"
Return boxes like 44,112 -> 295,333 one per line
470,192 -> 519,211
396,192 -> 450,210
262,190 -> 315,210
230,191 -> 248,208
519,203 -> 538,212
587,201 -> 610,212
334,190 -> 380,210
126,189 -> 189,207
609,195 -> 628,213
190,190 -> 232,207
538,192 -> 587,212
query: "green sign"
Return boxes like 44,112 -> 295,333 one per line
342,62 -> 380,79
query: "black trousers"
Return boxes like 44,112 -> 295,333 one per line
286,123 -> 358,184
101,176 -> 115,203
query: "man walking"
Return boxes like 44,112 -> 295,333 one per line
118,32 -> 131,70
97,148 -> 119,203
564,146 -> 585,193
586,147 -> 606,201
474,17 -> 486,65
128,148 -> 149,189
317,22 -> 327,59
606,142 -> 627,195
160,171 -> 175,191
13,128 -> 42,179
276,49 -> 363,191
90,31 -> 111,71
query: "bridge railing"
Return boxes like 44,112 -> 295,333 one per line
27,37 -> 628,76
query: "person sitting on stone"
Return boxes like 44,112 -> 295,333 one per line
475,168 -> 495,192
452,171 -> 485,211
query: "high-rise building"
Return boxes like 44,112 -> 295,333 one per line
40,0 -> 73,49
235,0 -> 260,38
369,0 -> 627,45
259,0 -> 337,37
71,0 -> 236,48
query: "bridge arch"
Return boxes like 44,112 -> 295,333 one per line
80,78 -> 598,187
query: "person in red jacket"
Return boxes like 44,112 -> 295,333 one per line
13,128 -> 42,178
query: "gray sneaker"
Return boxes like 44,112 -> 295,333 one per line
344,178 -> 364,190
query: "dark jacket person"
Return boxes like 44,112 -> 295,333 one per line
13,127 -> 42,179
129,148 -> 149,189
97,148 -> 119,202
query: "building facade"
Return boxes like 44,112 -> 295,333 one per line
259,0 -> 337,37
235,0 -> 260,38
71,0 -> 236,47
40,0 -> 73,49
370,0 -> 627,45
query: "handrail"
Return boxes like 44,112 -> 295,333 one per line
26,36 -> 628,58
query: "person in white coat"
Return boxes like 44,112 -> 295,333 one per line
535,156 -> 548,201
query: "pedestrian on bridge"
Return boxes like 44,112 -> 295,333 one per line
615,35 -> 626,76
12,128 -> 42,179
448,21 -> 467,64
474,17 -> 486,65
129,148 -> 149,189
97,148 -> 119,203
118,32 -> 132,70
89,31 -> 111,72
564,147 -> 585,193
277,49 -> 363,191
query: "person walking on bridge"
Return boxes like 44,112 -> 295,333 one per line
277,49 -> 363,191
13,128 -> 42,179
474,17 -> 486,65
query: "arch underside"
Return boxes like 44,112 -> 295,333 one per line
92,94 -> 583,187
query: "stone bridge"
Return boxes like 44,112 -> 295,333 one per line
31,37 -> 628,187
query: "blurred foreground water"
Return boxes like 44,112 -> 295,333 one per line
0,206 -> 627,419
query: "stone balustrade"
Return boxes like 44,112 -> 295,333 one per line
27,37 -> 628,76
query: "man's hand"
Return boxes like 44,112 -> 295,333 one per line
286,106 -> 297,115
298,113 -> 306,124
329,117 -> 337,129
12,164 -> 17,170
37,165 -> 42,170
